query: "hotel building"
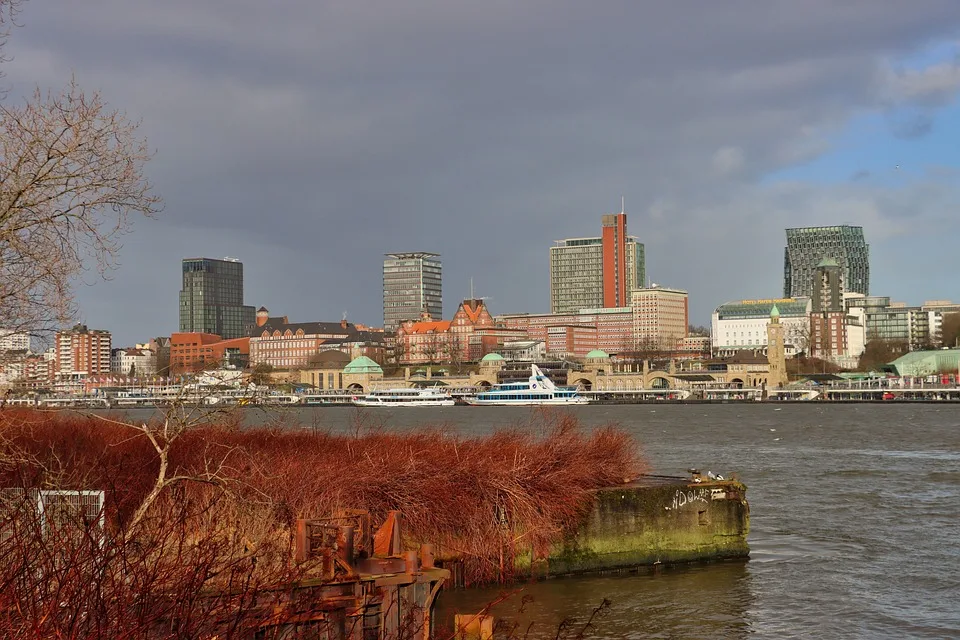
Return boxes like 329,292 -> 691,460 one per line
712,299 -> 810,356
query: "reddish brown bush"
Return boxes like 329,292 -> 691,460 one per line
0,407 -> 644,636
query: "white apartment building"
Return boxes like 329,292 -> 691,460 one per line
110,347 -> 158,377
0,330 -> 30,352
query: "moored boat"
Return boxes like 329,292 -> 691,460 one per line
352,387 -> 455,407
463,364 -> 588,406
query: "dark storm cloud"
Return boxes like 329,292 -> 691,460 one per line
5,1 -> 960,343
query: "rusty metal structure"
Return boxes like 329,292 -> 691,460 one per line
255,509 -> 449,639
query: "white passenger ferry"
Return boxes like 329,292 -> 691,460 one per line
352,387 -> 455,407
463,364 -> 589,406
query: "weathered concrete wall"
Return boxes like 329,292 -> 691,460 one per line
527,476 -> 749,577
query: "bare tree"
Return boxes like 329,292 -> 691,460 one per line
784,321 -> 810,356
0,2 -> 161,338
939,312 -> 960,348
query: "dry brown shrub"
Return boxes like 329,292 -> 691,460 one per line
0,407 -> 645,593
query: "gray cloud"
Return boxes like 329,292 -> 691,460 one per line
5,1 -> 960,344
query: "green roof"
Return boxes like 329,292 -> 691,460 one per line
585,349 -> 610,359
886,349 -> 960,377
770,304 -> 780,318
343,356 -> 383,374
716,299 -> 807,320
480,353 -> 504,362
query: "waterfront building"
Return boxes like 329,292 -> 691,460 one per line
630,286 -> 688,350
383,252 -> 442,332
783,225 -> 869,298
55,325 -> 111,379
341,356 -> 384,393
179,257 -> 256,340
549,210 -> 645,314
169,333 -> 250,373
711,298 -> 810,356
248,309 -> 382,370
299,350 -> 351,390
110,347 -> 157,377
885,348 -> 960,377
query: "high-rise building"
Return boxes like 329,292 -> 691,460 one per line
549,210 -> 645,314
55,324 -> 111,379
783,225 -> 869,298
383,252 -> 442,331
179,257 -> 255,340
809,258 -> 847,358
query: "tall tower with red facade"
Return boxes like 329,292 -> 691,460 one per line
601,211 -> 628,308
550,204 -> 645,314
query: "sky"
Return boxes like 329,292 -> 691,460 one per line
5,1 -> 960,346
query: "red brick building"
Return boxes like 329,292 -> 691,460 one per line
496,308 -> 634,357
396,299 -> 515,364
169,333 -> 250,373
248,308 -> 386,369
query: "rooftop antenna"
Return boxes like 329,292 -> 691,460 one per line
621,195 -> 625,214
470,277 -> 474,300
342,310 -> 348,322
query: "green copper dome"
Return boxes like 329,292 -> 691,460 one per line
585,349 -> 610,359
480,353 -> 504,362
343,356 -> 383,374
770,304 -> 781,318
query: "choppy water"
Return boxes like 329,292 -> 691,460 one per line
122,404 -> 960,638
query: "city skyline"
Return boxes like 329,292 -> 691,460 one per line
6,4 -> 960,345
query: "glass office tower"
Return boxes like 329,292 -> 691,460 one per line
179,257 -> 256,339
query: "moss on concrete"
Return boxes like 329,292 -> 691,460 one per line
522,478 -> 749,578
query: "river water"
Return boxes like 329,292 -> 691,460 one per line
123,403 -> 960,638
